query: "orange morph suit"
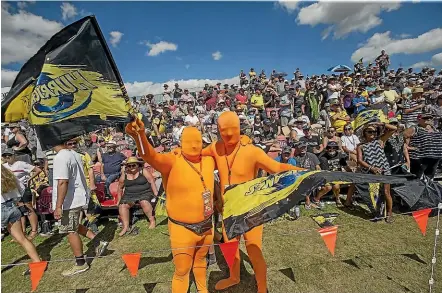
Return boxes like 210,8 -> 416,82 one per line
202,111 -> 303,293
126,120 -> 215,293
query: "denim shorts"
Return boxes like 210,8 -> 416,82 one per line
1,201 -> 22,229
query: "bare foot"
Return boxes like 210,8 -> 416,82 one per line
148,222 -> 156,229
119,228 -> 128,237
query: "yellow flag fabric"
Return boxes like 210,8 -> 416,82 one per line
1,16 -> 129,150
351,109 -> 389,131
222,170 -> 406,240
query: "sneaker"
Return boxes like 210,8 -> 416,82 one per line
62,263 -> 90,277
95,241 -> 109,257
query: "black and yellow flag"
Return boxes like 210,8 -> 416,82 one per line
1,16 -> 129,150
222,170 -> 407,240
351,109 -> 388,131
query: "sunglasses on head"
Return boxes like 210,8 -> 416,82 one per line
127,163 -> 138,168
66,141 -> 77,146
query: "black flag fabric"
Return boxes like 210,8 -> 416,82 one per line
1,16 -> 130,150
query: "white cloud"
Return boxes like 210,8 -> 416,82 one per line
295,2 -> 401,39
124,76 -> 240,97
411,52 -> 442,69
212,51 -> 222,61
276,0 -> 300,13
1,4 -> 63,65
17,1 -> 36,10
351,28 -> 442,62
185,64 -> 190,70
109,31 -> 123,47
399,33 -> 411,39
1,68 -> 19,87
141,41 -> 178,57
60,2 -> 77,21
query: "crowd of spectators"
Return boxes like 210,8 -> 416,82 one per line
2,49 -> 442,246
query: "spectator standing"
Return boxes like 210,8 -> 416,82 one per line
181,89 -> 194,104
375,50 -> 390,77
2,165 -> 41,272
405,114 -> 442,180
101,141 -> 126,196
163,84 -> 172,103
2,148 -> 42,240
401,86 -> 425,128
44,149 -> 57,187
52,142 -> 108,276
239,70 -> 247,86
384,118 -> 410,174
6,123 -> 32,164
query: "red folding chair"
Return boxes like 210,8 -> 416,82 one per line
36,187 -> 53,215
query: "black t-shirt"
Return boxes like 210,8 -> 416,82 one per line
294,153 -> 320,171
300,136 -> 321,153
270,119 -> 279,134
319,152 -> 348,171
262,129 -> 276,141
293,95 -> 305,114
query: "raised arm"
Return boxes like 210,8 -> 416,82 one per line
254,146 -> 304,173
125,119 -> 175,174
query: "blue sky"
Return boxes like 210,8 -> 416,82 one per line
2,1 -> 442,95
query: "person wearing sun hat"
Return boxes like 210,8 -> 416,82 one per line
404,113 -> 442,180
116,156 -> 158,235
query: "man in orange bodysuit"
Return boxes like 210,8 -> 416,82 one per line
126,120 -> 215,293
202,111 -> 303,293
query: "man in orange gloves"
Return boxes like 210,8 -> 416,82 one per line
202,111 -> 303,293
126,119 -> 215,293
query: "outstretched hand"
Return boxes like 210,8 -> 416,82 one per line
125,118 -> 145,138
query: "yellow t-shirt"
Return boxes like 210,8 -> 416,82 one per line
383,90 -> 399,104
330,110 -> 349,133
251,94 -> 264,109
78,152 -> 92,187
249,72 -> 256,79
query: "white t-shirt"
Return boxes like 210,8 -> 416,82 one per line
341,134 -> 360,152
172,126 -> 185,143
52,149 -> 88,210
3,161 -> 34,193
185,115 -> 199,126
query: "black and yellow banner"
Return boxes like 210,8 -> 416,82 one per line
222,170 -> 406,240
1,16 -> 129,150
351,109 -> 388,131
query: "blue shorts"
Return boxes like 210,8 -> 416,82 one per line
1,201 -> 22,229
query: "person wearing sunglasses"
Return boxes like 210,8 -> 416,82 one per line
341,124 -> 360,162
345,122 -> 397,223
384,118 -> 410,174
116,157 -> 158,236
404,114 -> 442,180
2,148 -> 42,240
321,127 -> 342,151
316,141 -> 352,207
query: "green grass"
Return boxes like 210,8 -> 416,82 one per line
1,204 -> 441,293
